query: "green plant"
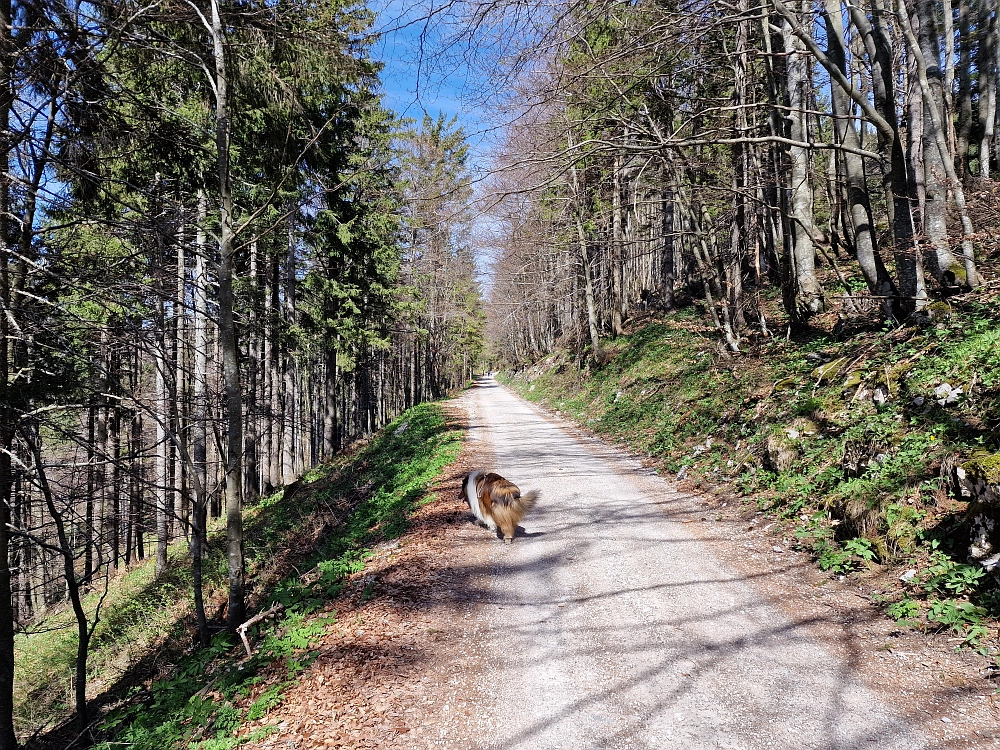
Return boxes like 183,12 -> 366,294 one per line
91,402 -> 462,750
887,597 -> 920,624
922,551 -> 987,596
246,684 -> 290,722
843,537 -> 878,563
816,541 -> 854,574
927,599 -> 990,652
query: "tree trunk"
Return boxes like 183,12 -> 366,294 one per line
192,191 -> 210,645
979,0 -> 998,177
282,213 -> 297,484
783,6 -> 825,320
955,0 -> 974,177
155,294 -> 169,578
659,164 -> 675,311
900,0 -> 979,287
611,149 -> 625,337
208,0 -> 246,632
25,427 -> 92,734
824,0 -> 897,302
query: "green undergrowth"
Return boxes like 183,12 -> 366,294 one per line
22,402 -> 462,748
504,300 -> 1000,660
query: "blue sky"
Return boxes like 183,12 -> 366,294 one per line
370,0 -> 495,164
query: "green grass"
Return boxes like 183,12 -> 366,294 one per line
504,300 -> 1000,656
19,401 -> 463,747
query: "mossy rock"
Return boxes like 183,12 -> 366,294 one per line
773,375 -> 798,393
957,453 -> 1000,559
841,371 -> 864,392
964,452 -> 1000,486
926,300 -> 953,322
764,434 -> 798,472
942,262 -> 969,288
787,417 -> 820,438
882,361 -> 912,389
811,356 -> 849,384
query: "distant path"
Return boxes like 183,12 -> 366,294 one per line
456,377 -> 927,750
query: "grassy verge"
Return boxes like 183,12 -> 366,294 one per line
21,402 -> 462,748
504,300 -> 1000,663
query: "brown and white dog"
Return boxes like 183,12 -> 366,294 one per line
461,470 -> 539,544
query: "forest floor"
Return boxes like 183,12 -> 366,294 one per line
243,380 -> 997,749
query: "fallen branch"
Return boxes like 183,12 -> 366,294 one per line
236,603 -> 284,656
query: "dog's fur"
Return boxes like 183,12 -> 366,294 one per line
461,470 -> 539,544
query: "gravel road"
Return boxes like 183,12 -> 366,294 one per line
458,377 -> 928,750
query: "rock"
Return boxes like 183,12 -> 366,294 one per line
899,569 -> 917,582
912,396 -> 925,406
981,553 -> 1000,572
764,433 -> 798,473
942,262 -> 972,288
841,371 -> 863,391
812,356 -> 849,384
957,452 -> 1000,561
933,382 -> 963,405
773,375 -> 798,392
962,452 -> 1000,502
926,300 -> 954,321
790,417 -> 819,436
842,439 -> 886,479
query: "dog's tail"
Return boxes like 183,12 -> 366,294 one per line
517,489 -> 539,514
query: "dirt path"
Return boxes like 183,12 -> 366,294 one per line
256,378 -> 998,749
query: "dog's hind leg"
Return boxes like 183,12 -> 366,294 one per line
493,505 -> 518,544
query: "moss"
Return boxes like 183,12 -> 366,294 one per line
964,451 -> 1000,485
774,375 -> 798,392
812,356 -> 849,383
841,371 -> 863,391
926,300 -> 953,321
789,417 -> 820,436
943,262 -> 969,288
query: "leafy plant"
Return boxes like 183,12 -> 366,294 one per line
816,541 -> 854,574
927,599 -> 990,652
887,597 -> 920,624
843,537 -> 878,563
922,550 -> 987,596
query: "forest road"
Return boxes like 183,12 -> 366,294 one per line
455,376 -> 928,750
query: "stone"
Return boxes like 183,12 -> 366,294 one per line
773,375 -> 798,392
957,452 -> 1000,561
812,356 -> 849,384
764,433 -> 798,473
933,382 -> 963,406
926,300 -> 954,321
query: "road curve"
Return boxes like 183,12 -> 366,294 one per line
455,377 -> 927,750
